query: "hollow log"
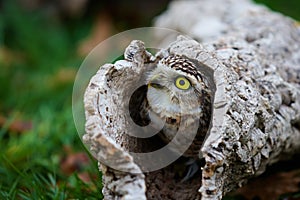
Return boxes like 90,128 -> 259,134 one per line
83,0 -> 300,199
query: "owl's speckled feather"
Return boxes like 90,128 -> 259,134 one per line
145,54 -> 212,159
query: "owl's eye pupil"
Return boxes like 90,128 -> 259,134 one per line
175,76 -> 191,90
179,80 -> 185,86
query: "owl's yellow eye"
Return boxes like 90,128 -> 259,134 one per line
175,76 -> 191,90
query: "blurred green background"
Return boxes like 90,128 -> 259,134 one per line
0,0 -> 299,199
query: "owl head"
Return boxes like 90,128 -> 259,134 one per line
146,55 -> 211,119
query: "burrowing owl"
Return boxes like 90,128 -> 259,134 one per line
145,54 -> 212,179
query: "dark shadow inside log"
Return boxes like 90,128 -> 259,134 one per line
117,56 -> 216,199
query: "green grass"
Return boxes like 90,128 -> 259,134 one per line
255,0 -> 300,20
0,1 -> 101,199
0,0 -> 299,199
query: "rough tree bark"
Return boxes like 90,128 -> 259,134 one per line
83,0 -> 300,199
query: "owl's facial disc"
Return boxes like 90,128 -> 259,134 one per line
147,73 -> 200,117
147,83 -> 178,115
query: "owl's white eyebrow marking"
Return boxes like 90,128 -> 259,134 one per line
160,55 -> 204,82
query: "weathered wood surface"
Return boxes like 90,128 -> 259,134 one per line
83,0 -> 300,199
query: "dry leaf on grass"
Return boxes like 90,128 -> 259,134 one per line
59,146 -> 98,184
60,146 -> 89,174
0,115 -> 33,133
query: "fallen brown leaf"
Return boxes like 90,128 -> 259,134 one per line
77,172 -> 92,183
0,115 -> 33,133
60,146 -> 90,175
